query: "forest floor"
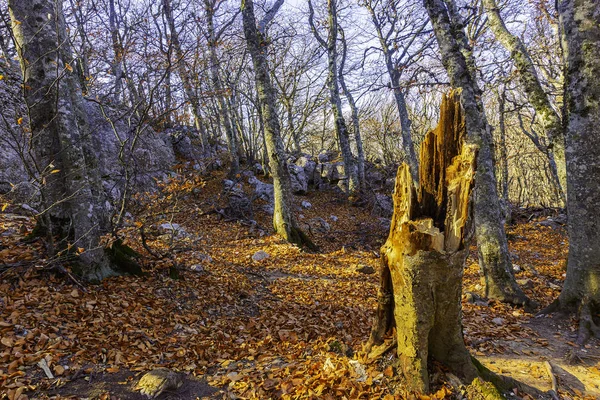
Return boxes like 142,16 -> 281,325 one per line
1,164 -> 599,400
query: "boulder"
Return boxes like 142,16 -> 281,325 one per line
223,180 -> 253,220
373,194 -> 393,218
288,164 -> 308,194
252,250 -> 270,262
296,155 -> 319,185
248,176 -> 275,204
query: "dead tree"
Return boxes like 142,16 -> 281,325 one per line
366,90 -> 481,393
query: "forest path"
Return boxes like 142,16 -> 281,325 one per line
1,166 -> 599,399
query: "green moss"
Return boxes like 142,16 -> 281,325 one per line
107,239 -> 144,276
24,219 -> 47,242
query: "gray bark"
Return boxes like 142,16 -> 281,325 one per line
205,0 -> 240,175
556,0 -> 600,342
162,0 -> 209,151
241,0 -> 314,249
308,0 -> 359,198
9,0 -> 115,281
483,0 -> 566,203
363,1 -> 420,185
424,0 -> 531,307
338,26 -> 366,190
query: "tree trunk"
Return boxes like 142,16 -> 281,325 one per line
9,0 -> 119,281
205,0 -> 240,176
424,0 -> 531,308
308,0 -> 359,198
241,0 -> 314,249
367,90 -> 480,393
556,0 -> 600,343
162,0 -> 209,153
483,0 -> 566,203
338,26 -> 366,191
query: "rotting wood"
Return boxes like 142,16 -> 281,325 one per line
366,89 -> 480,393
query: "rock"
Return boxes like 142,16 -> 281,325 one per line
554,213 -> 567,225
320,162 -> 344,183
464,292 -> 488,306
241,170 -> 254,179
301,200 -> 312,209
516,278 -> 534,289
378,217 -> 391,231
252,250 -> 270,262
288,164 -> 308,194
512,264 -> 521,272
296,156 -> 318,185
190,264 -> 205,273
330,215 -> 338,222
248,176 -> 274,204
197,254 -> 212,264
356,265 -> 375,275
135,368 -> 183,399
159,223 -> 187,237
373,193 -> 393,218
318,150 -> 337,163
308,217 -> 330,233
492,317 -> 505,326
252,163 -> 264,175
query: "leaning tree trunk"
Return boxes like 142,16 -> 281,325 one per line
483,0 -> 566,203
555,0 -> 600,343
9,0 -> 119,281
241,0 -> 314,250
424,0 -> 531,308
367,90 -> 485,394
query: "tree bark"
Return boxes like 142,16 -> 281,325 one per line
556,0 -> 600,343
424,0 -> 531,308
241,0 -> 314,249
308,0 -> 359,198
367,90 -> 480,393
9,0 -> 117,281
483,0 -> 566,203
205,0 -> 240,175
363,1 -> 420,185
338,26 -> 366,191
162,0 -> 209,152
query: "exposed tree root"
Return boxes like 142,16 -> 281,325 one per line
576,296 -> 600,345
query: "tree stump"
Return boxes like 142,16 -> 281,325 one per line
366,90 -> 479,393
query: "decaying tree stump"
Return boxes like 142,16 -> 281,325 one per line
366,90 -> 480,393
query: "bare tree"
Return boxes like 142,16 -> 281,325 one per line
308,0 -> 360,198
424,0 -> 531,307
550,0 -> 600,343
8,0 -> 125,280
483,0 -> 566,202
241,0 -> 314,249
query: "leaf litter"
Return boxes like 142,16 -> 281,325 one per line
0,166 -> 599,399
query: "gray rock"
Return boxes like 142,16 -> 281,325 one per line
252,250 -> 270,262
356,265 -> 375,274
308,217 -> 331,233
190,264 -> 205,273
296,156 -> 318,185
301,200 -> 312,209
516,278 -> 534,289
223,181 -> 253,220
492,317 -> 505,326
373,194 -> 393,218
330,215 -> 338,222
288,164 -> 308,194
248,176 -> 274,204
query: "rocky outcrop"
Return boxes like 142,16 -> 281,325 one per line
0,62 -> 177,205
